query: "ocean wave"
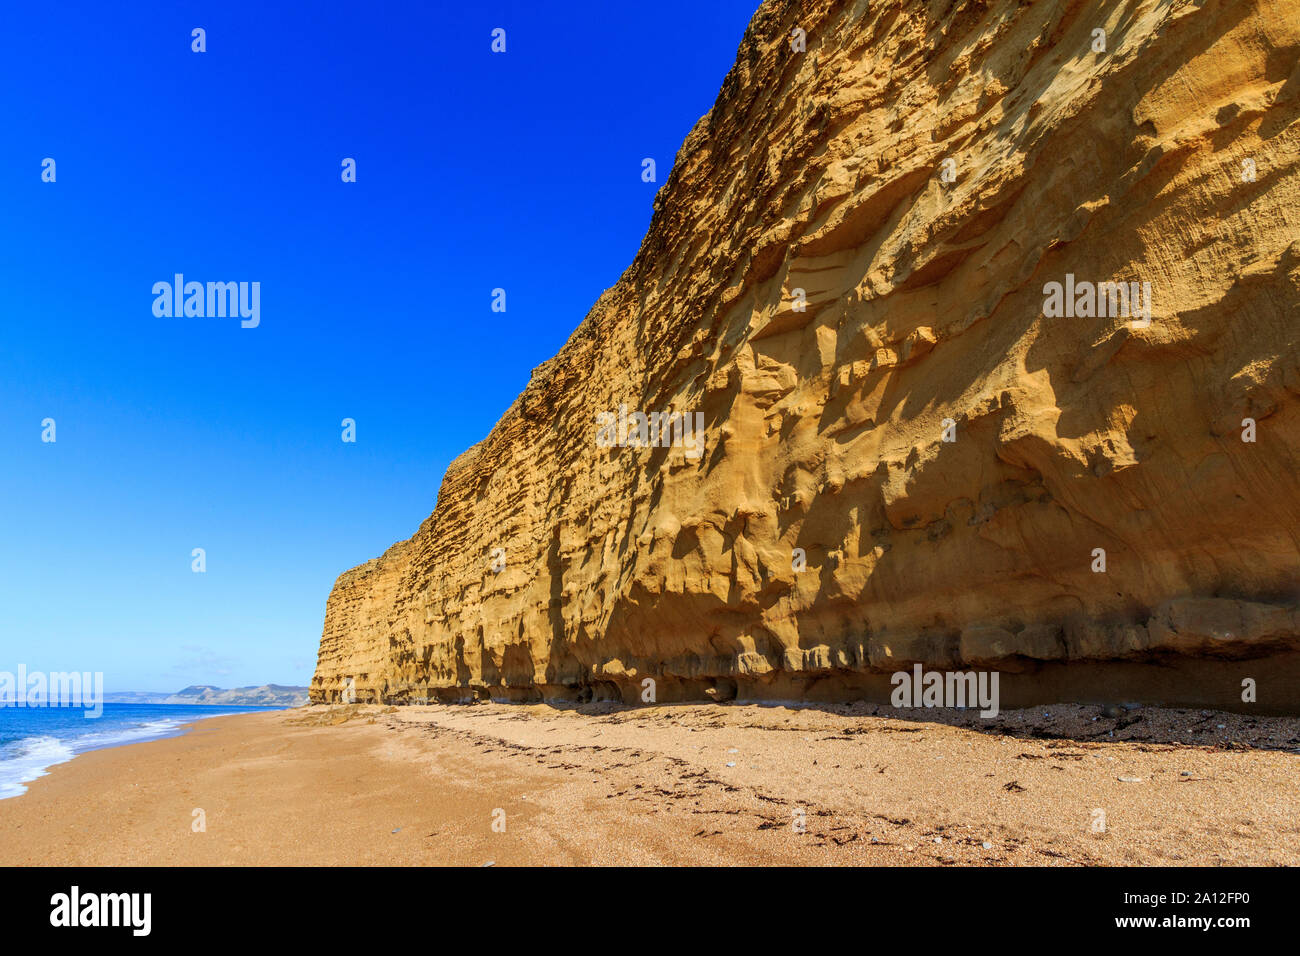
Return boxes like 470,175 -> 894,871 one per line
73,718 -> 188,752
0,716 -> 198,799
0,735 -> 75,799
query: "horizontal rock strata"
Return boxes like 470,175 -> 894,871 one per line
313,0 -> 1300,711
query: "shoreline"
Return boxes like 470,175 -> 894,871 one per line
0,705 -> 286,802
0,700 -> 1295,865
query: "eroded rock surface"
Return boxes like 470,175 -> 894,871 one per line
313,0 -> 1300,709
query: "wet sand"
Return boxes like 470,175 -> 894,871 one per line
0,701 -> 1296,866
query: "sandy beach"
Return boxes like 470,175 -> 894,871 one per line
0,701 -> 1296,866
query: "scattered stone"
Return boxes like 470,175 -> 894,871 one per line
1118,776 -> 1143,783
982,841 -> 994,850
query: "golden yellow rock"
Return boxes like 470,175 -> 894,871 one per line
313,0 -> 1300,710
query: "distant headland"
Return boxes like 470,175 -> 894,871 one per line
103,685 -> 309,707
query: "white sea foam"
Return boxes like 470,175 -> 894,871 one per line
0,717 -> 195,799
0,735 -> 74,799
75,718 -> 188,751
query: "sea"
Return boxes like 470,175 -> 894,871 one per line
0,703 -> 284,799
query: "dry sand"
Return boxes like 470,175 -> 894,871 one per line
0,701 -> 1296,866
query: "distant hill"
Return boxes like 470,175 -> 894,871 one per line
104,685 -> 309,707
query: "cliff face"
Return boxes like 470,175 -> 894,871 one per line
313,0 -> 1300,710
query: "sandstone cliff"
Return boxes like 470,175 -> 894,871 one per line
313,0 -> 1300,711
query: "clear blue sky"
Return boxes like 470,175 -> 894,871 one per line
0,0 -> 760,692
